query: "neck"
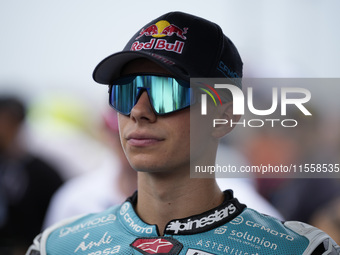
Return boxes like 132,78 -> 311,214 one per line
135,170 -> 223,235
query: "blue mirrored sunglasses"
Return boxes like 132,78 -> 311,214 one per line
109,75 -> 193,115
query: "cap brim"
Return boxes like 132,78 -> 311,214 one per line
93,51 -> 190,85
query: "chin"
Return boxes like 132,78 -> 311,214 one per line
131,163 -> 165,173
129,161 -> 172,174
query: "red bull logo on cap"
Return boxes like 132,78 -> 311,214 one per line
131,20 -> 188,54
136,20 -> 188,40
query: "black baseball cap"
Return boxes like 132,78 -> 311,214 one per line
93,11 -> 243,86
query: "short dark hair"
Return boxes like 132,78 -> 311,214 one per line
0,96 -> 26,123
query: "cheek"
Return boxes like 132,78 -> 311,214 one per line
159,111 -> 191,159
117,114 -> 128,149
167,116 -> 190,145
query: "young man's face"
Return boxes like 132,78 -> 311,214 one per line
117,58 -> 193,174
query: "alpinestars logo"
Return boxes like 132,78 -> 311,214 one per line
166,203 -> 237,234
136,239 -> 172,253
131,237 -> 183,255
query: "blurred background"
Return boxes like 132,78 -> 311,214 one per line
1,0 -> 340,254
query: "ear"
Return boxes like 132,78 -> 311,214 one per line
211,101 -> 241,138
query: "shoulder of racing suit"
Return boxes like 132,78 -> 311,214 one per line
26,190 -> 340,255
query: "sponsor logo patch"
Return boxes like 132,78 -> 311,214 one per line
214,226 -> 228,235
119,202 -> 154,234
120,202 -> 130,215
136,20 -> 188,40
59,214 -> 116,237
165,203 -> 237,234
132,20 -> 188,54
130,237 -> 183,255
230,216 -> 244,225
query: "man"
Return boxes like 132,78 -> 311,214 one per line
0,96 -> 63,254
42,109 -> 282,229
26,11 -> 340,255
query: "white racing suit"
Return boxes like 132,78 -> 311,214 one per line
26,190 -> 340,255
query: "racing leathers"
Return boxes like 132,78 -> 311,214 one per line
26,190 -> 340,255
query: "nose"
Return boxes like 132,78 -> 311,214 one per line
130,91 -> 157,122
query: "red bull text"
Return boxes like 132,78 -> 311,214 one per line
131,39 -> 184,54
132,20 -> 188,54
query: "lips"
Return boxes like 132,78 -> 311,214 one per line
126,132 -> 164,147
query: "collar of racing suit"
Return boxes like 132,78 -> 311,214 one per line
117,190 -> 246,236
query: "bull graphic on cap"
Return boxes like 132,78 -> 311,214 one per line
136,21 -> 188,40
